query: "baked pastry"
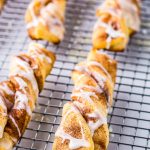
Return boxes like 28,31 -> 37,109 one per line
97,0 -> 141,35
0,42 -> 56,149
25,0 -> 66,44
92,0 -> 140,51
0,0 -> 5,12
92,12 -> 129,52
53,51 -> 117,150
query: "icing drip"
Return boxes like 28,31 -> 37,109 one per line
119,0 -> 140,31
97,0 -> 123,18
71,91 -> 98,104
9,114 -> 21,137
87,60 -> 113,82
92,72 -> 106,89
15,91 -> 32,116
29,43 -> 52,64
27,1 -> 40,29
74,64 -> 107,91
0,96 -> 7,115
74,62 -> 112,105
94,20 -> 125,49
87,109 -> 107,135
11,57 -> 39,98
71,91 -> 107,136
40,3 -> 64,39
0,83 -> 14,95
76,74 -> 87,83
56,105 -> 90,149
74,85 -> 103,94
14,77 -> 27,89
27,1 -> 64,39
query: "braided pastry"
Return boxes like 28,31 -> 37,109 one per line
53,51 -> 117,150
92,0 -> 141,52
0,42 -> 56,149
25,0 -> 66,44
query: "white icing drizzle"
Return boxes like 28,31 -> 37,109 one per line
14,77 -> 27,90
75,61 -> 113,105
0,96 -> 7,115
72,93 -> 107,136
98,0 -> 122,18
119,0 -> 140,31
29,43 -> 52,64
56,105 -> 90,149
74,85 -> 103,94
75,64 -> 107,89
9,114 -> 21,137
0,83 -> 14,95
11,57 -> 39,98
92,72 -> 106,88
27,1 -> 64,39
87,109 -> 107,136
40,3 -> 64,39
76,61 -> 111,82
76,74 -> 87,83
72,61 -> 110,135
14,91 -> 32,116
26,0 -> 43,29
94,20 -> 125,49
71,91 -> 98,104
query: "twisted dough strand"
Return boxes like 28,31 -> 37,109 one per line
0,42 -> 56,149
53,51 -> 117,150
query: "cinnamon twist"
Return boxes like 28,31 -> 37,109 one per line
0,42 -> 56,149
53,51 -> 117,150
25,0 -> 66,44
92,0 -> 141,51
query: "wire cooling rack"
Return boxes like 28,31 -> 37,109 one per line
0,0 -> 150,149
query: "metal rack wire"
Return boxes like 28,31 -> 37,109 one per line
0,0 -> 150,149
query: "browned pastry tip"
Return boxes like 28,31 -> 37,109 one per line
25,0 -> 66,43
53,102 -> 94,150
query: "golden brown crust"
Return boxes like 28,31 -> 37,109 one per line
53,52 -> 117,150
25,0 -> 66,43
53,102 -> 94,150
